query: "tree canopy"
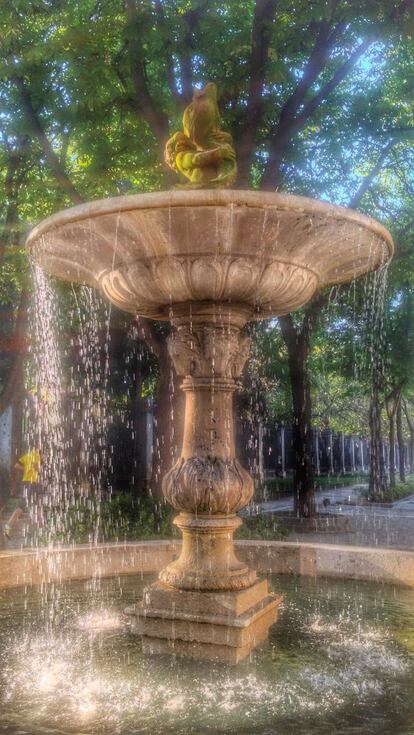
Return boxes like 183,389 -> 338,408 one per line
0,0 -> 413,511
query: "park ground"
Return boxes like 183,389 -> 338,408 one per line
2,477 -> 414,552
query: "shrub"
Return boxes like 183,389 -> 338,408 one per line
261,472 -> 367,500
236,512 -> 288,540
38,493 -> 174,545
364,479 -> 414,504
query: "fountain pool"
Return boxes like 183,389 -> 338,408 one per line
0,572 -> 413,735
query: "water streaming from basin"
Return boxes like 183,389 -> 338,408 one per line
25,263 -> 114,547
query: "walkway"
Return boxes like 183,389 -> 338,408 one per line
253,485 -> 414,550
257,484 -> 366,514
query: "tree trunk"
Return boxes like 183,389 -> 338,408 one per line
388,414 -> 396,489
132,364 -> 148,495
396,398 -> 406,483
291,349 -> 315,517
368,381 -> 387,499
279,296 -> 327,518
385,386 -> 404,490
279,314 -> 315,517
410,432 -> 414,476
403,401 -> 414,475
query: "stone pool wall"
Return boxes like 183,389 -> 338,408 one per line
0,540 -> 413,590
0,541 -> 414,589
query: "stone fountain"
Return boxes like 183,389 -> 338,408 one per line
27,83 -> 393,664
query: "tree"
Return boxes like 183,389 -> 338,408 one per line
0,0 -> 413,511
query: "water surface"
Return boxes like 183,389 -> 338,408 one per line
0,572 -> 413,735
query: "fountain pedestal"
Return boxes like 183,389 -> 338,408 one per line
128,302 -> 282,662
133,580 -> 281,664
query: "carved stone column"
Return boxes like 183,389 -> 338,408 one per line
160,304 -> 256,591
128,304 -> 282,664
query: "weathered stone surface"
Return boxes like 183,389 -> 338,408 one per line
2,541 -> 414,592
26,190 -> 393,320
162,457 -> 253,514
167,323 -> 251,379
143,579 -> 270,617
158,514 -> 257,591
152,304 -> 258,594
129,581 -> 282,664
0,541 -> 180,589
140,635 -> 263,665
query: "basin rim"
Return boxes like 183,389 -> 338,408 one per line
26,189 -> 394,260
0,540 -> 413,590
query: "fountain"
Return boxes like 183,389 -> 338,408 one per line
26,82 -> 393,664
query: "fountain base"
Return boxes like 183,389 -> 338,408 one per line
127,580 -> 282,664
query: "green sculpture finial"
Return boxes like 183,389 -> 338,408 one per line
165,82 -> 237,188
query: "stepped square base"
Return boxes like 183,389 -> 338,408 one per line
126,579 -> 282,664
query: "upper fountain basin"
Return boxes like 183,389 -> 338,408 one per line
26,190 -> 393,319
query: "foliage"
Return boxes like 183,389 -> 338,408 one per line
38,493 -> 175,545
362,477 -> 414,503
0,0 -> 413,513
236,512 -> 288,541
4,496 -> 25,512
261,472 -> 367,500
37,492 -> 290,544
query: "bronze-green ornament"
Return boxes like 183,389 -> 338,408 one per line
165,82 -> 237,188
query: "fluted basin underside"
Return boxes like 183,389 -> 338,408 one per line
27,190 -> 393,319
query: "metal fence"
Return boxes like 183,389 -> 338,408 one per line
260,424 -> 410,478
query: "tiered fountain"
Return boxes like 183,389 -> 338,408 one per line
27,82 -> 393,664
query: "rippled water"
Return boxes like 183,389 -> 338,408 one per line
0,573 -> 414,735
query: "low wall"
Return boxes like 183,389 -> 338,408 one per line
237,541 -> 414,588
0,540 -> 413,590
0,541 -> 179,590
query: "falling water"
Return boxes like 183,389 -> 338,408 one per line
25,262 -> 69,530
24,263 -> 113,548
69,285 -> 112,503
362,258 -> 390,500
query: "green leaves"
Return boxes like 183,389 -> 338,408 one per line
0,0 -> 412,440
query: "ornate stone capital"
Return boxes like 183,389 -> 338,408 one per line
167,323 -> 251,382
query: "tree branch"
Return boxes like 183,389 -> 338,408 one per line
124,0 -> 169,151
134,316 -> 170,362
295,36 -> 374,130
385,381 -> 405,419
278,312 -> 297,353
237,0 -> 278,187
276,19 -> 346,134
301,292 -> 330,337
349,139 -> 396,209
178,0 -> 209,102
403,398 -> 414,432
12,76 -> 84,205
153,0 -> 183,106
261,35 -> 373,189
